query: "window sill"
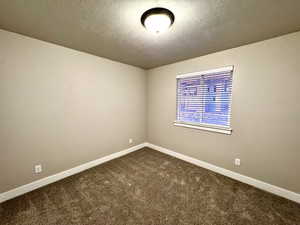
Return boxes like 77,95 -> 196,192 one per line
173,122 -> 232,135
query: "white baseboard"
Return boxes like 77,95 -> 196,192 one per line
145,143 -> 300,204
0,143 -> 146,203
2,142 -> 299,204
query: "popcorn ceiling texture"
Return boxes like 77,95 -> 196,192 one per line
0,0 -> 300,68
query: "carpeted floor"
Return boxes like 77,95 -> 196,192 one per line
1,147 -> 299,225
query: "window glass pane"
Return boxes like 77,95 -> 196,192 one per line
177,78 -> 201,123
202,75 -> 231,126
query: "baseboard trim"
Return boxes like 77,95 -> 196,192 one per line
0,143 -> 146,203
145,143 -> 300,204
2,142 -> 299,204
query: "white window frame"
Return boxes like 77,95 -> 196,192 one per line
174,66 -> 234,135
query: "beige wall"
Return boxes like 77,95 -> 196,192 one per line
0,29 -> 147,193
1,28 -> 300,195
147,31 -> 300,193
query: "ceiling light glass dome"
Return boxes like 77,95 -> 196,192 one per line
141,8 -> 175,34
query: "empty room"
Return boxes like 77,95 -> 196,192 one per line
1,1 -> 300,225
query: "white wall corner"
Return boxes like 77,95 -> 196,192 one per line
0,142 -> 147,203
145,143 -> 300,204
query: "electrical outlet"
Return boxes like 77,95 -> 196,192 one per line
234,158 -> 241,166
35,164 -> 42,173
129,138 -> 133,144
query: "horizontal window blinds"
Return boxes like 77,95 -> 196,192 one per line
176,67 -> 233,128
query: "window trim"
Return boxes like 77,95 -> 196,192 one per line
175,66 -> 234,135
176,66 -> 234,79
174,121 -> 232,134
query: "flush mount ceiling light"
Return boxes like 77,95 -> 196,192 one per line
141,7 -> 175,34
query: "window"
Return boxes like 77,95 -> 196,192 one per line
175,66 -> 233,134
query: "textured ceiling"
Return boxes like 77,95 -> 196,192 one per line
0,0 -> 300,69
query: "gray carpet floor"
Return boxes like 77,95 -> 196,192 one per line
1,147 -> 300,225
